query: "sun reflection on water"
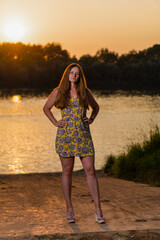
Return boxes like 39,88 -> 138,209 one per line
11,95 -> 21,103
8,158 -> 26,174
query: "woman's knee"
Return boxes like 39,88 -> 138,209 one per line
85,167 -> 96,177
80,156 -> 96,176
62,165 -> 73,176
60,156 -> 74,176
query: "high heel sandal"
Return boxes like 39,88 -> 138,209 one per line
94,208 -> 105,224
67,208 -> 75,223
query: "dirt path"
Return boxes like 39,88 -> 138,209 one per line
0,170 -> 160,239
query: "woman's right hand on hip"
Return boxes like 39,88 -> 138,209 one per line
55,119 -> 66,127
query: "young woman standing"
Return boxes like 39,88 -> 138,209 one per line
43,63 -> 105,223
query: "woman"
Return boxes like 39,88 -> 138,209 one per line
43,63 -> 105,224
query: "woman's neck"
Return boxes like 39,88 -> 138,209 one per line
70,85 -> 78,98
70,82 -> 77,90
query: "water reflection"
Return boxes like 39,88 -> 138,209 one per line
0,91 -> 160,174
8,157 -> 26,174
11,95 -> 22,103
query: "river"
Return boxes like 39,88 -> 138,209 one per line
0,90 -> 160,174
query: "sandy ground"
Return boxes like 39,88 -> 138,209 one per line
0,170 -> 160,240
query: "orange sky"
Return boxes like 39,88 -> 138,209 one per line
0,0 -> 160,58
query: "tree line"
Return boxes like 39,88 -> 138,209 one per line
0,42 -> 160,91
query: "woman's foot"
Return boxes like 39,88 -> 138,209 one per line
95,208 -> 105,224
67,208 -> 75,223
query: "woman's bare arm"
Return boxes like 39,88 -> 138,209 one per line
43,88 -> 66,127
83,88 -> 100,124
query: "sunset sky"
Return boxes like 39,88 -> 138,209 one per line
0,0 -> 160,58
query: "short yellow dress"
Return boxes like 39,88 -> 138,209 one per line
55,97 -> 95,157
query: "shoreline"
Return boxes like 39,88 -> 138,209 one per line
0,169 -> 105,177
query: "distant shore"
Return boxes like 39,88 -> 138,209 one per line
1,88 -> 160,98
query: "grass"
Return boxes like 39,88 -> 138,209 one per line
102,125 -> 160,187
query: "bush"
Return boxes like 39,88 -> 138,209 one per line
103,125 -> 160,186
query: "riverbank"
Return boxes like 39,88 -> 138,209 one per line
103,125 -> 160,187
0,170 -> 160,239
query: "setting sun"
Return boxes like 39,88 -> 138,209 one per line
4,21 -> 25,42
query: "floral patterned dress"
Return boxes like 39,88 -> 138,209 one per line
55,97 -> 95,157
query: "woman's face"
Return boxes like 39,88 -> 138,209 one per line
69,66 -> 80,84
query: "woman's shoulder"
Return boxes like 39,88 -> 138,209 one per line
49,87 -> 59,98
86,88 -> 93,97
53,87 -> 59,94
53,87 -> 59,93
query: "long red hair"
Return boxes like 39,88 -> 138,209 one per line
54,63 -> 89,109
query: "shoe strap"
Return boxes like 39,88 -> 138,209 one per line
95,208 -> 105,219
67,208 -> 75,219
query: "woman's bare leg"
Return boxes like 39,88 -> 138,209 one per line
59,155 -> 75,209
80,155 -> 104,217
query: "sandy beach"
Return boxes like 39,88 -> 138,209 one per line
0,169 -> 160,240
